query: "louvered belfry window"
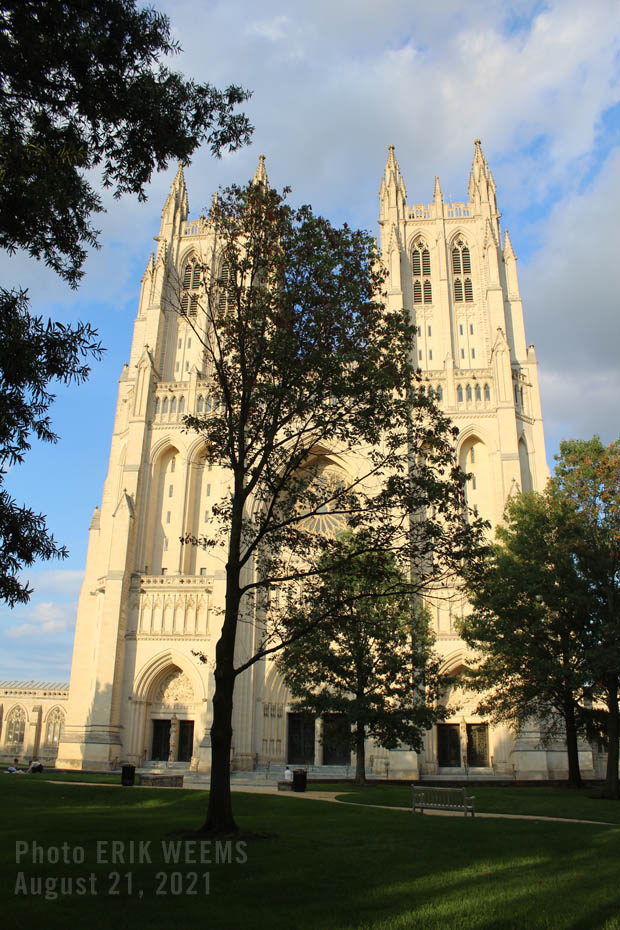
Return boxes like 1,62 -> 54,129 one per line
181,256 -> 201,315
452,239 -> 473,302
412,240 -> 432,304
218,260 -> 235,311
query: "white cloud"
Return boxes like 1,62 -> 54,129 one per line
2,0 -> 620,676
247,16 -> 291,43
21,569 -> 84,598
3,600 -> 77,639
520,145 -> 620,450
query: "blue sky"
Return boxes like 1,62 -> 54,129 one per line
1,0 -> 620,681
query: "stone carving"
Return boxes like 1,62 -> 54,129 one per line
155,669 -> 193,705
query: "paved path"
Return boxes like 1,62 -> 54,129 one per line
46,781 -> 616,825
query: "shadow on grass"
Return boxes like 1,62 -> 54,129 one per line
326,782 -> 620,824
2,778 -> 620,930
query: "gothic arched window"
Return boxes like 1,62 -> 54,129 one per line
197,395 -> 204,413
452,239 -> 474,302
457,384 -> 463,403
181,255 -> 201,316
484,383 -> 491,402
411,240 -> 432,304
44,707 -> 65,746
436,385 -> 443,402
465,384 -> 472,403
218,260 -> 235,311
5,706 -> 25,746
475,384 -> 482,402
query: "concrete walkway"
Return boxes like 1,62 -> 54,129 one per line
46,781 -> 616,826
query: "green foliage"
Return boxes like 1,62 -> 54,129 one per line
277,532 -> 446,756
0,288 -> 103,604
0,0 -> 251,604
461,436 -> 620,791
460,490 -> 591,724
182,182 -> 483,651
550,436 -> 620,796
183,182 -> 485,828
0,0 -> 252,285
551,436 -> 620,656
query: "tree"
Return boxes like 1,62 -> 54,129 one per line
0,289 -> 103,604
551,437 -> 620,798
0,0 -> 252,286
183,180 -> 486,833
0,0 -> 252,603
459,490 -> 593,788
276,532 -> 447,784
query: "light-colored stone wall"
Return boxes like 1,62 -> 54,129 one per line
54,143 -> 591,780
1,682 -> 68,767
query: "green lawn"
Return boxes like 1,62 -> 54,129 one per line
316,782 -> 620,824
38,771 -> 122,784
3,776 -> 620,929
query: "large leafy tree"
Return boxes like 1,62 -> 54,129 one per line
276,532 -> 447,785
459,490 -> 593,788
0,0 -> 252,604
0,0 -> 252,285
551,437 -> 620,798
183,180 -> 486,833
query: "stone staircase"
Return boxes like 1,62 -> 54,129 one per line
136,760 -> 381,788
232,763 -> 355,783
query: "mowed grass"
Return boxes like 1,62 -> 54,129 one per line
314,782 -> 620,824
2,776 -> 620,930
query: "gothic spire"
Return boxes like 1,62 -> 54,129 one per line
142,251 -> 155,280
379,144 -> 407,224
160,161 -> 189,233
503,229 -> 520,300
252,153 -> 269,186
382,144 -> 407,198
468,139 -> 495,205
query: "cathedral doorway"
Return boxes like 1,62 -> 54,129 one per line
146,667 -> 198,765
466,723 -> 489,767
287,713 -> 315,765
178,721 -> 195,762
437,724 -> 461,767
151,720 -> 171,761
322,714 -> 350,765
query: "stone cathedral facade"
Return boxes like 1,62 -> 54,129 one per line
47,141 -> 596,780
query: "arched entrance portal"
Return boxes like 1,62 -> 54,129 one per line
147,667 -> 197,764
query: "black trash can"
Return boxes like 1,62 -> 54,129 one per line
292,769 -> 307,793
121,764 -> 135,787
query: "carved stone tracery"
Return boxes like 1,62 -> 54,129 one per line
155,669 -> 194,705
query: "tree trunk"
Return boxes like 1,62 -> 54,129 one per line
563,698 -> 583,788
202,669 -> 237,833
202,484 -> 245,834
354,720 -> 366,785
603,673 -> 620,799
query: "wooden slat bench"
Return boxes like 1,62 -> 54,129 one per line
277,781 -> 293,791
412,785 -> 475,817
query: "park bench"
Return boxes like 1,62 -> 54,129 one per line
277,781 -> 293,791
412,785 -> 475,817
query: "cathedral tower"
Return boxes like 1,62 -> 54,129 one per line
56,144 -> 586,781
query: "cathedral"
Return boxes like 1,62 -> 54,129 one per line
2,141 -> 600,780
